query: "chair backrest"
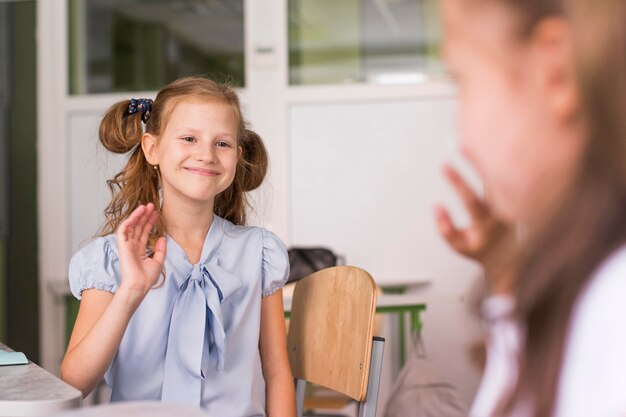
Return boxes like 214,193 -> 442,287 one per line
287,266 -> 378,402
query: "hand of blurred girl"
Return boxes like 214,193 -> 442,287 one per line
435,164 -> 516,292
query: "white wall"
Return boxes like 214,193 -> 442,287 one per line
290,98 -> 467,283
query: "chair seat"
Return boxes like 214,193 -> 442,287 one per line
305,384 -> 353,410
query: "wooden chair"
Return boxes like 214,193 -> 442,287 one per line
287,266 -> 385,417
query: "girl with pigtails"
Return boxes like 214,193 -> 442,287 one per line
60,76 -> 296,417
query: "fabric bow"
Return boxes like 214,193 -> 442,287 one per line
161,259 -> 241,405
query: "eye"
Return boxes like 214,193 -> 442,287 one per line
216,140 -> 232,148
181,136 -> 195,143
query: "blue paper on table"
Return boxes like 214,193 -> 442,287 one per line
0,351 -> 28,366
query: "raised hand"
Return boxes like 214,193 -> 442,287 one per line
60,204 -> 167,396
435,165 -> 515,289
116,203 -> 167,300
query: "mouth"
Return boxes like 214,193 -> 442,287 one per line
183,167 -> 220,177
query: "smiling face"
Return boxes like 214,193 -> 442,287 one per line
141,98 -> 241,210
442,0 -> 586,225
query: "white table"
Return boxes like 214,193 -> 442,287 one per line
0,343 -> 82,416
47,402 -> 208,417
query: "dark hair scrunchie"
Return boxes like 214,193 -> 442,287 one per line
126,98 -> 153,123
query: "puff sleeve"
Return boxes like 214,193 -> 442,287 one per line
260,229 -> 290,298
68,236 -> 120,300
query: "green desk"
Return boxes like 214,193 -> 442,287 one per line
283,291 -> 427,366
375,295 -> 427,365
379,284 -> 428,366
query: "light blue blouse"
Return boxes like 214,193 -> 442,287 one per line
69,216 -> 290,417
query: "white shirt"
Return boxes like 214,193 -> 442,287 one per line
470,245 -> 626,417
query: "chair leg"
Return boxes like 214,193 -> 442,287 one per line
358,337 -> 385,417
296,378 -> 306,417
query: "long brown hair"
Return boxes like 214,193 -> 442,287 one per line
98,76 -> 268,248
478,0 -> 626,415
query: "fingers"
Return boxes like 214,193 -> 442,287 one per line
138,204 -> 158,249
434,205 -> 454,237
133,205 -> 151,244
434,205 -> 466,253
117,204 -> 158,244
152,236 -> 167,266
118,205 -> 146,242
442,164 -> 487,219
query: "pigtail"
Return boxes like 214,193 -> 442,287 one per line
214,129 -> 269,225
240,129 -> 268,192
99,101 -> 144,154
98,99 -> 163,250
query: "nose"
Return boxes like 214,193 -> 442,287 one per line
196,142 -> 216,163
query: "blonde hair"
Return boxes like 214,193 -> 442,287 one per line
98,76 -> 268,249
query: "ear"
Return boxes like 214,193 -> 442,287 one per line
530,17 -> 580,122
238,145 -> 243,160
141,133 -> 159,165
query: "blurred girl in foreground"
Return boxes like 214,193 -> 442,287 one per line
435,0 -> 626,415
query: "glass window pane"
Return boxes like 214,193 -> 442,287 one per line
289,0 -> 443,85
69,0 -> 245,95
